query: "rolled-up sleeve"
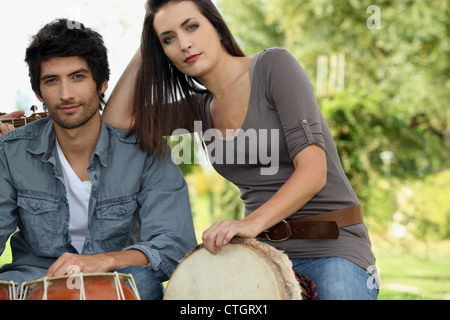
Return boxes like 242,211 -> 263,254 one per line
124,149 -> 197,282
266,49 -> 325,161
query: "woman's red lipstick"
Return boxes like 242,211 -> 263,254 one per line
184,54 -> 202,64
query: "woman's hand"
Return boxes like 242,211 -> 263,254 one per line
202,219 -> 263,255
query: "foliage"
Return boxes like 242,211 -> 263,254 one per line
185,166 -> 244,240
320,88 -> 448,192
400,170 -> 450,240
362,170 -> 450,240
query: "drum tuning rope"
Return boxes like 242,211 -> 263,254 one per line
78,273 -> 86,300
125,274 -> 140,300
113,272 -> 125,300
8,281 -> 18,300
17,273 -> 141,300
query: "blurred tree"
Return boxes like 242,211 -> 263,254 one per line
186,166 -> 244,239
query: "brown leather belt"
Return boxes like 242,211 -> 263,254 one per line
258,206 -> 364,242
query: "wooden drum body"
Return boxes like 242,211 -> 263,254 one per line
164,238 -> 302,300
0,281 -> 18,300
21,273 -> 140,300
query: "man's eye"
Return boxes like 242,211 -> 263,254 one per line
45,78 -> 57,84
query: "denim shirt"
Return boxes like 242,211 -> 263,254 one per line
0,117 -> 197,284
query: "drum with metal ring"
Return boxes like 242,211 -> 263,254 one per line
20,272 -> 140,300
164,238 -> 303,300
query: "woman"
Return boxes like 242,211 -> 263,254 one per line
104,0 -> 378,300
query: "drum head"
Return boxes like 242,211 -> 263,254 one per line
164,238 -> 302,300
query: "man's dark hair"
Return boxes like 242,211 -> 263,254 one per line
25,19 -> 110,107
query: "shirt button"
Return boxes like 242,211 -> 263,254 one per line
302,119 -> 308,124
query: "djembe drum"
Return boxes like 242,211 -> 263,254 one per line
164,238 -> 303,300
21,273 -> 140,300
0,281 -> 18,300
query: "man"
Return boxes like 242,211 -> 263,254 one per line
0,19 -> 197,300
0,111 -> 25,137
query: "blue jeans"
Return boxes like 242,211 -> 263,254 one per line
291,257 -> 378,300
117,266 -> 164,300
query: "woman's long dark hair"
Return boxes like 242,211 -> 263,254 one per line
133,0 -> 245,157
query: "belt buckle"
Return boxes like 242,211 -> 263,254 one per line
263,220 -> 292,243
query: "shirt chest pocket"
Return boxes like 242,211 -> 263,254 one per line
95,197 -> 139,252
17,195 -> 61,251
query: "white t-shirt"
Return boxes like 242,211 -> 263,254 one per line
56,140 -> 91,253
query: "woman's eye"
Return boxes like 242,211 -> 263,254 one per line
187,24 -> 199,31
163,35 -> 175,44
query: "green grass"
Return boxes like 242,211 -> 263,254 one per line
372,235 -> 450,300
379,289 -> 435,300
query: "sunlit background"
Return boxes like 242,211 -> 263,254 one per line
0,0 -> 146,114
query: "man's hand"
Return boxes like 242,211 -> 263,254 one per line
46,250 -> 149,278
0,111 -> 25,137
46,253 -> 115,278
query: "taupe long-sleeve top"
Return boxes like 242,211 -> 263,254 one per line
197,48 -> 375,270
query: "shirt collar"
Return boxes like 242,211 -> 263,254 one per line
27,117 -> 110,168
